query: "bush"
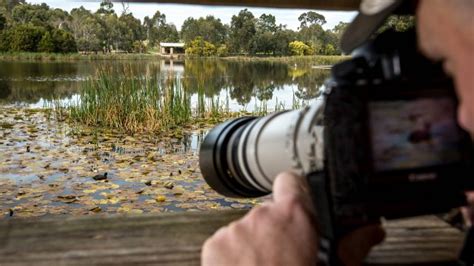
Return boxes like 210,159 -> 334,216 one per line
52,29 -> 77,53
133,41 -> 147,53
9,24 -> 46,52
38,32 -> 55,53
185,37 -> 216,56
216,44 -> 228,57
0,31 -> 9,52
289,41 -> 313,56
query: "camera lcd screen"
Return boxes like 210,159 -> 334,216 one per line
369,98 -> 464,172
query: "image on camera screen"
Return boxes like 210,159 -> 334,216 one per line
369,97 -> 464,172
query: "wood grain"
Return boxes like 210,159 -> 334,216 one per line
0,212 -> 466,265
123,0 -> 360,10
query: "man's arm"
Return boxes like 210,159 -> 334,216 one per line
201,172 -> 385,266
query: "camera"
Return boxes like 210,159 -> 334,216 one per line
199,29 -> 474,264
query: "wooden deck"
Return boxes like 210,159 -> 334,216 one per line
0,211 -> 466,265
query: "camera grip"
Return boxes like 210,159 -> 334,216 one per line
307,171 -> 378,266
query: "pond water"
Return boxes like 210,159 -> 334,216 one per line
0,59 -> 331,111
0,59 -> 331,218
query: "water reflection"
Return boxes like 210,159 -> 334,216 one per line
0,59 -> 331,110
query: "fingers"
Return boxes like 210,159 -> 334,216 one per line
462,191 -> 474,227
338,225 -> 386,266
272,171 -> 306,203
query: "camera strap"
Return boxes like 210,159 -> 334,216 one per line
459,227 -> 474,265
307,171 -> 343,266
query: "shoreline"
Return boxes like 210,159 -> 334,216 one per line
0,52 -> 349,65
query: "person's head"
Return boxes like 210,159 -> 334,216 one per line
342,0 -> 474,134
416,0 -> 474,134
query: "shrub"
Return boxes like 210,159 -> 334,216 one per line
216,44 -> 228,57
289,41 -> 313,56
52,29 -> 77,53
185,37 -> 216,56
38,32 -> 55,53
9,24 -> 46,52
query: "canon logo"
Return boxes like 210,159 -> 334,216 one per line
408,173 -> 438,182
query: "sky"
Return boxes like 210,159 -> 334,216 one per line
27,0 -> 357,31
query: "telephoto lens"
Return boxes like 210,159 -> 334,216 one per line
199,100 -> 325,198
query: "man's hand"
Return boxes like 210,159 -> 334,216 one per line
201,172 -> 385,266
461,192 -> 474,227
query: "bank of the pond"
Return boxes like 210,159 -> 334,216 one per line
223,55 -> 350,65
0,52 -> 349,65
0,52 -> 162,61
0,107 -> 260,219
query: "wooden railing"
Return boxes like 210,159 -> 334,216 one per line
0,211 -> 465,265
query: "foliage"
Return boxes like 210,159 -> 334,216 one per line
8,24 -> 45,52
216,44 -> 228,57
0,13 -> 5,31
38,31 -> 55,52
144,11 -> 179,46
0,2 -> 350,57
379,15 -> 415,33
181,16 -> 227,45
289,41 -> 312,56
298,11 -> 326,28
185,37 -> 216,56
229,9 -> 256,54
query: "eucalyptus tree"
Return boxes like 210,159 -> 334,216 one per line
229,9 -> 256,54
181,15 -> 227,45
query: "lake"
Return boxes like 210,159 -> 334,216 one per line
0,58 -> 332,218
0,59 -> 330,111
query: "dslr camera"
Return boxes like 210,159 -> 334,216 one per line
199,30 -> 474,264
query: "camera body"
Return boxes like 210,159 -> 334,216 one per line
311,30 -> 474,263
199,29 -> 474,264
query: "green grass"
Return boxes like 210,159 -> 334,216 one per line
223,55 -> 350,65
0,52 -> 160,61
51,67 -> 237,134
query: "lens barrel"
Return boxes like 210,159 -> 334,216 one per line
199,117 -> 268,198
199,101 -> 326,198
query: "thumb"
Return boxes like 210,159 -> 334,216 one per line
338,224 -> 386,266
272,172 -> 307,203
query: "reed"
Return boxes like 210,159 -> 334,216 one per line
0,52 -> 158,61
51,66 -> 315,134
64,67 -> 192,134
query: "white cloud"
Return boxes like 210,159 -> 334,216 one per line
28,0 -> 357,30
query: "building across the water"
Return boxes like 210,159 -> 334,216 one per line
159,43 -> 185,57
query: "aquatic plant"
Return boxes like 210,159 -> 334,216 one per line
66,67 -> 191,134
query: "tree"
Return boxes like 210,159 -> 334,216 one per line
70,7 -> 103,52
97,0 -> 114,15
0,13 -> 5,31
52,29 -> 77,53
181,16 -> 227,45
273,28 -> 297,56
289,41 -> 312,56
0,29 -> 10,51
11,3 -> 52,28
9,24 -> 45,51
379,15 -> 415,32
297,12 -> 326,53
38,31 -> 55,52
298,11 -> 326,29
229,9 -> 256,54
332,21 -> 349,39
185,36 -> 216,56
256,13 -> 277,32
144,11 -> 178,45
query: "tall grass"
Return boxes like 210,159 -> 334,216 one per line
224,55 -> 350,66
68,68 -> 192,134
0,52 -> 158,61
